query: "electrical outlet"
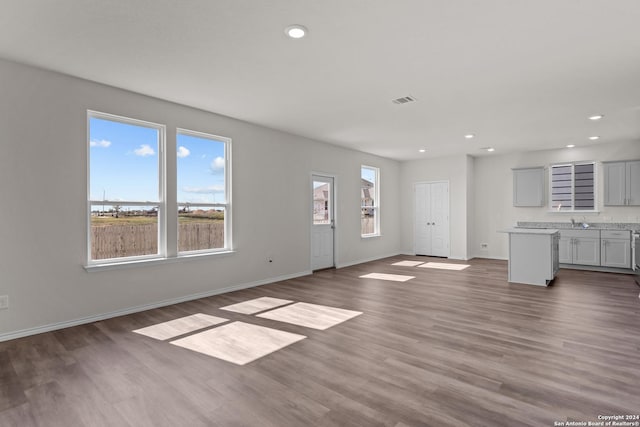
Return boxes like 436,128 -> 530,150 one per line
0,295 -> 8,310
480,243 -> 488,249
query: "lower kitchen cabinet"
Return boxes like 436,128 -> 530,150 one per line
559,230 -> 601,266
601,230 -> 631,268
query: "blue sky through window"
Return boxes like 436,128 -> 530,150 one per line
361,166 -> 376,184
89,117 -> 159,202
89,117 -> 226,204
177,132 -> 226,204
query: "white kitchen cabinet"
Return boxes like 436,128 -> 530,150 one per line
500,228 -> 559,286
601,230 -> 631,268
513,167 -> 545,207
558,235 -> 572,264
603,160 -> 640,206
559,229 -> 601,266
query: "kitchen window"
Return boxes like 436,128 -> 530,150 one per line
549,162 -> 597,212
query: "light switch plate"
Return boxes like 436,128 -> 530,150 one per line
0,295 -> 8,310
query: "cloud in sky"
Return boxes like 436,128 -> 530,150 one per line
90,139 -> 111,148
134,144 -> 155,157
183,185 -> 225,194
210,156 -> 225,171
177,146 -> 190,158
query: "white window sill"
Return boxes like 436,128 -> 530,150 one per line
361,233 -> 382,239
84,250 -> 235,272
546,210 -> 600,214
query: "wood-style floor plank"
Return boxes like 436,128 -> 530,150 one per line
1,256 -> 639,426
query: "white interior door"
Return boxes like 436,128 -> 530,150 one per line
311,175 -> 335,270
430,182 -> 449,257
414,183 -> 431,255
415,182 -> 450,257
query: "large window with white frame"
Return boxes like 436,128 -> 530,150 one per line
88,112 -> 165,262
87,111 -> 231,265
177,129 -> 230,253
361,165 -> 380,237
549,161 -> 597,211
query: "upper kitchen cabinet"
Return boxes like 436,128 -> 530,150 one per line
604,160 -> 640,206
513,167 -> 545,207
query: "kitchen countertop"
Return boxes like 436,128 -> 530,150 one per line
517,221 -> 640,231
500,228 -> 559,235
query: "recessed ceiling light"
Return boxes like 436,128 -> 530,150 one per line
285,25 -> 307,39
419,149 -> 426,153
487,147 -> 495,152
588,136 -> 600,140
464,134 -> 475,139
566,144 -> 575,148
588,115 -> 604,121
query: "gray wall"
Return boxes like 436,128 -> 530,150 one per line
0,59 -> 401,338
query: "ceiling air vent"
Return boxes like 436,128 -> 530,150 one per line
392,96 -> 417,105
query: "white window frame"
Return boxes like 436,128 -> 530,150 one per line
87,111 -> 166,265
176,128 -> 232,255
361,165 -> 381,237
548,161 -> 598,213
86,111 -> 233,268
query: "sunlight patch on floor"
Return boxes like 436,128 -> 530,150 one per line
257,302 -> 362,330
418,262 -> 470,271
170,321 -> 306,365
359,272 -> 415,282
391,260 -> 425,267
220,296 -> 293,314
133,313 -> 228,340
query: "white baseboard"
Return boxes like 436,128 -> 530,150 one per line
336,252 -> 401,269
0,270 -> 312,343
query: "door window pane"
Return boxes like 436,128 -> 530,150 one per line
313,181 -> 331,224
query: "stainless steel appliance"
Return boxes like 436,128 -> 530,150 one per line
633,232 -> 640,286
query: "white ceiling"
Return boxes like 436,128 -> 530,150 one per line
1,0 -> 639,161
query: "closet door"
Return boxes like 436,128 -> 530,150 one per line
414,182 -> 449,257
414,183 -> 431,255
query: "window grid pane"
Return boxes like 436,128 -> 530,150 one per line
177,130 -> 229,253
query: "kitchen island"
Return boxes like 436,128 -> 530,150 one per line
499,228 -> 560,286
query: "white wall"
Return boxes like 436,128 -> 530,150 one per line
0,59 -> 401,338
400,155 -> 474,260
473,141 -> 640,259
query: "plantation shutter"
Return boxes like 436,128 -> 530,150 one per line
550,162 -> 595,211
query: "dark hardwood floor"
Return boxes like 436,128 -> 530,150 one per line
1,257 -> 639,427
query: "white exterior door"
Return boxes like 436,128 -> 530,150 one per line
311,175 -> 335,270
415,182 -> 450,257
